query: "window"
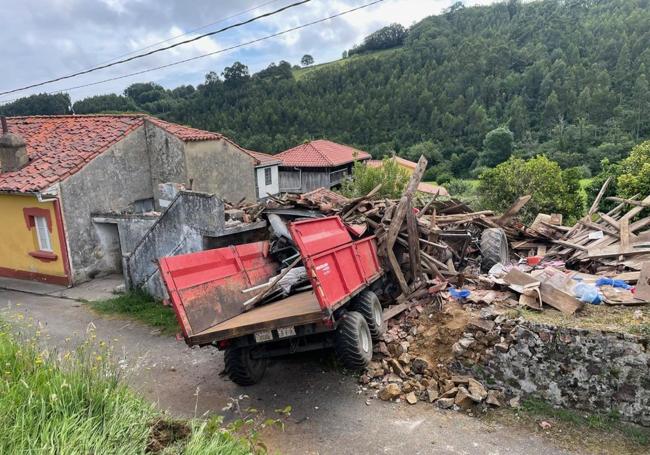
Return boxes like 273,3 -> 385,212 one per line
34,216 -> 53,252
264,167 -> 272,186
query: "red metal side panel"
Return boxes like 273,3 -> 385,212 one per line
158,241 -> 278,338
289,216 -> 352,257
354,236 -> 382,281
290,217 -> 382,314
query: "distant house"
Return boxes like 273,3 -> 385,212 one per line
0,114 -> 277,285
276,139 -> 371,193
367,156 -> 449,196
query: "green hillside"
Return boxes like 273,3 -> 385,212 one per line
3,0 -> 649,181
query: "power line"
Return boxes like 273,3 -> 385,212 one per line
1,0 -> 384,103
92,0 -> 286,67
0,0 -> 312,97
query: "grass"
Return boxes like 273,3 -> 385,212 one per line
0,319 -> 252,454
484,397 -> 650,454
517,304 -> 650,336
292,48 -> 402,80
90,291 -> 180,336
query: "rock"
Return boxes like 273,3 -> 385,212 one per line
378,341 -> 390,356
495,342 -> 510,353
398,353 -> 411,365
359,374 -> 370,385
452,342 -> 465,357
386,373 -> 403,384
454,386 -> 474,410
378,383 -> 401,401
441,379 -> 456,392
451,375 -> 470,385
402,382 -> 414,393
426,388 -> 439,403
486,390 -> 502,407
459,337 -> 475,349
440,387 -> 458,398
467,378 -> 488,401
509,396 -> 521,409
405,392 -> 418,405
411,357 -> 429,375
468,318 -> 496,332
539,420 -> 552,430
113,283 -> 126,294
436,397 -> 455,409
389,359 -> 407,378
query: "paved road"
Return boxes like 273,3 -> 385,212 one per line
0,289 -> 569,455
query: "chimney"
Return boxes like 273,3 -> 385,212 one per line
0,116 -> 28,172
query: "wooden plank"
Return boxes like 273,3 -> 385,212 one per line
385,155 -> 427,294
538,281 -> 583,315
496,195 -> 532,225
243,257 -> 301,311
606,196 -> 650,208
382,303 -> 409,320
635,262 -> 650,302
598,212 -> 620,230
192,291 -> 323,343
589,176 -> 612,215
406,197 -> 421,284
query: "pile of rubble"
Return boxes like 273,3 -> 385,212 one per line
235,155 -> 648,413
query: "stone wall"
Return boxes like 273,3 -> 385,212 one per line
454,315 -> 650,426
59,126 -> 154,283
126,191 -> 225,299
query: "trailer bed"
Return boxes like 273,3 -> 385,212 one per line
191,291 -> 323,345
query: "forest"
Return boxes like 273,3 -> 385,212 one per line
1,0 -> 649,183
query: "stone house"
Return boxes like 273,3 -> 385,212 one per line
0,114 -> 277,286
276,139 -> 371,193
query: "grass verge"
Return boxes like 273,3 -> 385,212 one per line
483,397 -> 650,454
0,319 -> 253,454
90,291 -> 180,336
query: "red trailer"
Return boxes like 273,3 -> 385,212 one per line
159,216 -> 388,385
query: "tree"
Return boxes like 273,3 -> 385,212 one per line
617,141 -> 650,198
301,54 -> 314,67
0,93 -> 71,116
222,61 -> 250,86
479,127 -> 513,167
478,155 -> 584,223
340,156 -> 410,199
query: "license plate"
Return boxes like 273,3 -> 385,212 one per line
277,326 -> 296,338
254,330 -> 273,343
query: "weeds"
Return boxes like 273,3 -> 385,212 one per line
0,319 -> 255,454
90,291 -> 179,335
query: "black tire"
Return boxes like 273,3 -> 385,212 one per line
224,346 -> 267,386
480,227 -> 509,272
349,290 -> 384,340
334,311 -> 373,370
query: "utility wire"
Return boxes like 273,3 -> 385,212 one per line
0,0 -> 312,96
92,0 -> 286,67
0,0 -> 384,102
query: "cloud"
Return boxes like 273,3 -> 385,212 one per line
0,0 -> 495,103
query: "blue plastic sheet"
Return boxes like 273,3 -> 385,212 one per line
449,288 -> 471,300
595,277 -> 632,290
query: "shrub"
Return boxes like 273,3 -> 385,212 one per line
478,155 -> 585,224
340,156 -> 410,199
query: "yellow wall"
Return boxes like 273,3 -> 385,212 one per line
0,194 -> 67,279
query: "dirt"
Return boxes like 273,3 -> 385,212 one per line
411,300 -> 470,366
146,419 -> 191,453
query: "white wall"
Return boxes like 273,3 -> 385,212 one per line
256,165 -> 279,199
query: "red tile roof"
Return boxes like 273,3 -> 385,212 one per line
245,149 -> 281,166
0,115 -> 240,193
146,116 -> 222,142
276,140 -> 371,167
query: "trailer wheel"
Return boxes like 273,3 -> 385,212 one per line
480,227 -> 509,272
349,290 -> 384,340
224,346 -> 267,386
335,311 -> 373,370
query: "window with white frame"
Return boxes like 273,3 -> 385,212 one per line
34,216 -> 52,251
264,167 -> 272,186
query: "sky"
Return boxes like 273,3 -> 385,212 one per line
0,0 -> 494,104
